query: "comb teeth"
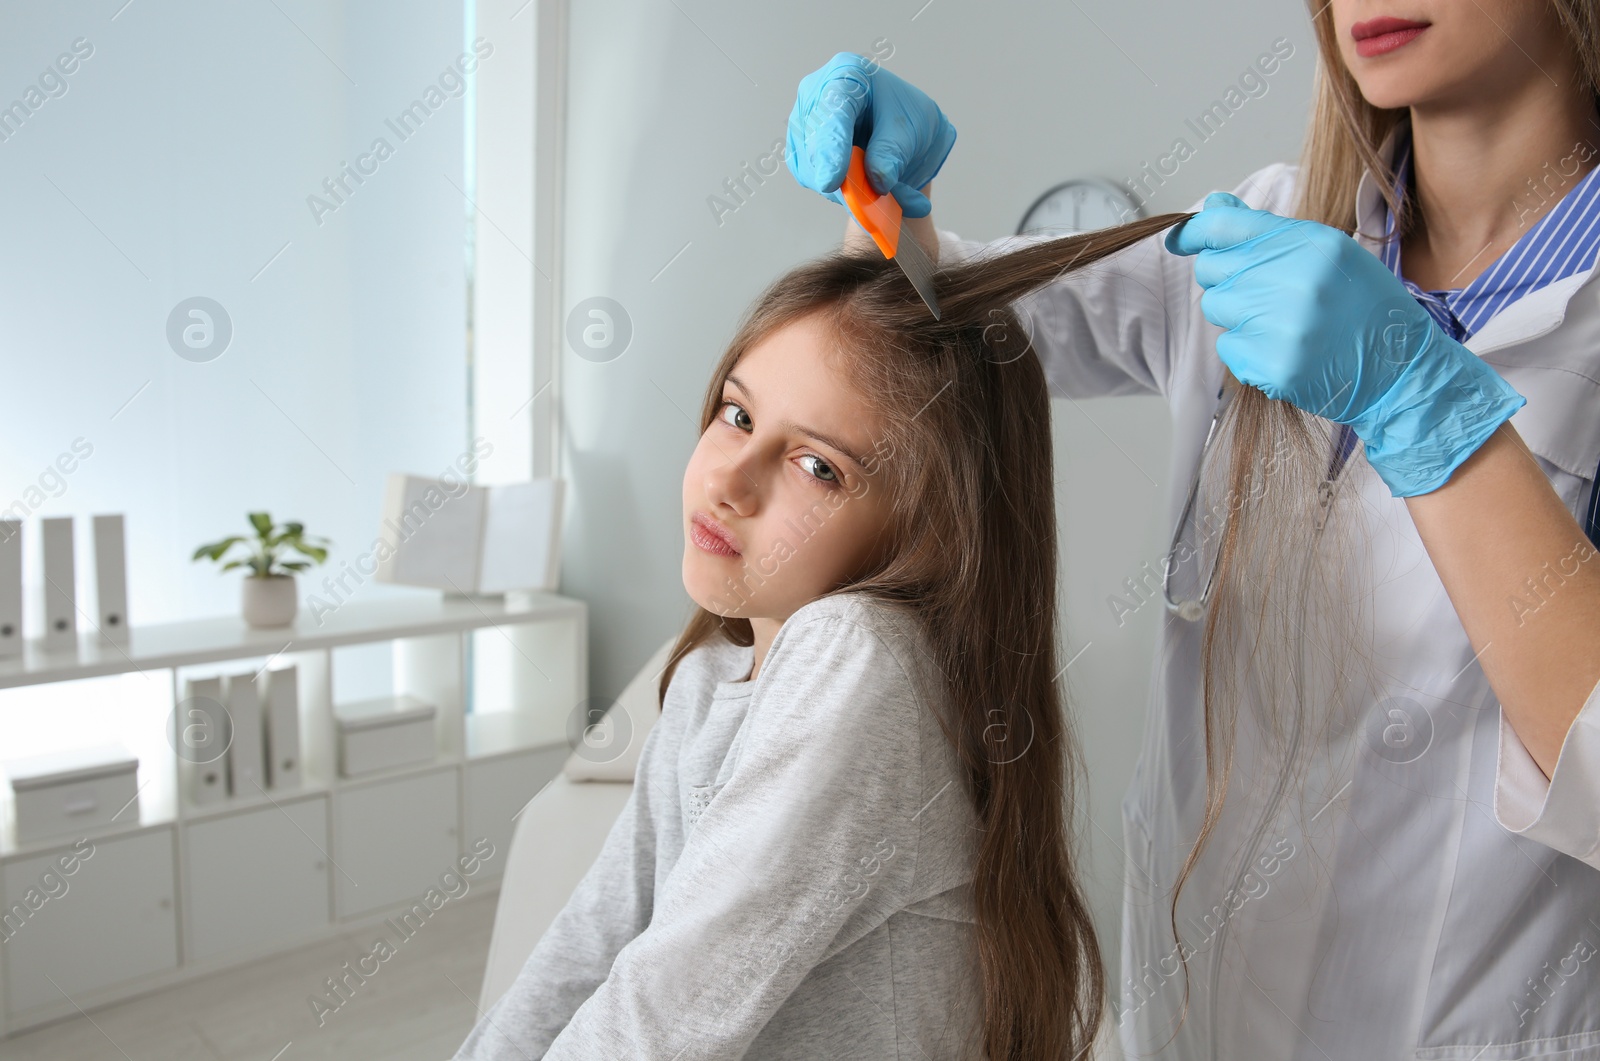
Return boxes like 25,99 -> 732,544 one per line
891,232 -> 941,320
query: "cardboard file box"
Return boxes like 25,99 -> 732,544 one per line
224,671 -> 265,797
179,675 -> 229,805
6,744 -> 139,844
336,695 -> 436,778
92,514 -> 130,642
263,665 -> 302,789
0,519 -> 21,659
40,516 -> 76,651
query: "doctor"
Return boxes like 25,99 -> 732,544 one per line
788,1 -> 1600,1058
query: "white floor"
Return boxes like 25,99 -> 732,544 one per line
1,887 -> 498,1061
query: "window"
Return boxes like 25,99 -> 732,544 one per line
0,0 -> 552,638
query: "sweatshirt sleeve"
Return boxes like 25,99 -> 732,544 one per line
452,701 -> 682,1060
1493,674 -> 1600,870
935,162 -> 1299,403
539,606 -> 932,1060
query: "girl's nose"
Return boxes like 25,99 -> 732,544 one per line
705,451 -> 760,516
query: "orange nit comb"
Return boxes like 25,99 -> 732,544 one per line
839,145 -> 941,319
841,144 -> 903,258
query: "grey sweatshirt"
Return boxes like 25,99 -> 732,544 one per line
453,589 -> 986,1060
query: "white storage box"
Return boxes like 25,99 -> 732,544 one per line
6,744 -> 140,844
336,695 -> 437,778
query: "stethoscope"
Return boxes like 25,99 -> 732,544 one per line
1161,381 -> 1358,621
1156,378 -> 1357,1057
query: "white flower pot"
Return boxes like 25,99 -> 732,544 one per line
242,574 -> 298,628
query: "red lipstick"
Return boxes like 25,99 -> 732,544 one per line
1351,16 -> 1430,58
690,512 -> 741,558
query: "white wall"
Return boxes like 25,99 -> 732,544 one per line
559,0 -> 1318,968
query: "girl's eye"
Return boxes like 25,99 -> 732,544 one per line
718,400 -> 751,431
718,399 -> 839,487
799,454 -> 838,483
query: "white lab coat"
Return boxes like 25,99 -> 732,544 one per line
938,138 -> 1600,1059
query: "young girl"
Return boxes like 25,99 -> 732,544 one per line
453,210 -> 1187,1061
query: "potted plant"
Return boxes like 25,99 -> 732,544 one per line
193,513 -> 331,628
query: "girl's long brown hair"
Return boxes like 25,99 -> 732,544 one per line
658,212 -> 1190,1060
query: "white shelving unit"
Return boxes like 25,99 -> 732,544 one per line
0,589 -> 586,1037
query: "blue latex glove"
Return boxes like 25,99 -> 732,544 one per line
1165,192 -> 1527,497
785,52 -> 956,218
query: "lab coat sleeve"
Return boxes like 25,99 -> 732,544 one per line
540,609 -> 930,1060
1493,673 -> 1600,870
452,706 -> 679,1060
934,162 -> 1301,403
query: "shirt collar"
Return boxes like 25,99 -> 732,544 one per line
1357,116 -> 1600,341
1351,117 -> 1600,484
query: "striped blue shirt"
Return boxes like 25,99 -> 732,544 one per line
1330,120 -> 1600,478
1377,121 -> 1600,342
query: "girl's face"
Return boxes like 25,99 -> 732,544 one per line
1330,0 -> 1579,111
681,312 -> 895,623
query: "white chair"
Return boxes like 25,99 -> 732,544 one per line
477,635 -> 676,1010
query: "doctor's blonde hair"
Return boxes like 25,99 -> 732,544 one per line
659,212 -> 1190,1061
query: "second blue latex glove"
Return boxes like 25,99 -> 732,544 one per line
1166,192 -> 1527,497
785,52 -> 956,218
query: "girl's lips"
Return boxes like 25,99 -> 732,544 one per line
690,512 -> 741,557
1351,16 -> 1430,58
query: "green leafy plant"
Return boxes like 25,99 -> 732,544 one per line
192,512 -> 331,578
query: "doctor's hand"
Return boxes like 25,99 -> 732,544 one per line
1165,192 -> 1527,498
785,52 -> 956,218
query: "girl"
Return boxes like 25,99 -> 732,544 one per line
453,210 -> 1189,1061
786,1 -> 1600,1058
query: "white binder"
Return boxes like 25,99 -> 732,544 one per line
178,675 -> 229,805
224,671 -> 265,797
40,516 -> 76,652
479,479 -> 564,593
374,474 -> 565,593
263,665 -> 302,790
0,520 -> 21,658
91,514 -> 129,643
373,474 -> 487,592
